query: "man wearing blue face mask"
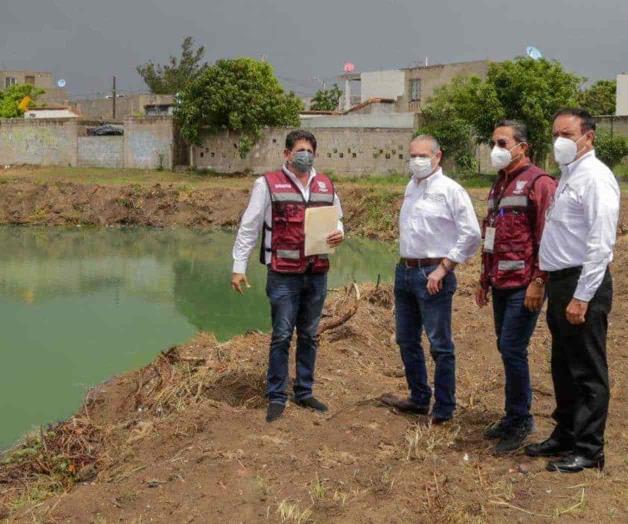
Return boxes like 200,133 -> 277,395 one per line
381,135 -> 481,424
476,120 -> 556,454
526,109 -> 620,473
232,130 -> 344,423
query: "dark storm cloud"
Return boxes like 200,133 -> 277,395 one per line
1,0 -> 626,96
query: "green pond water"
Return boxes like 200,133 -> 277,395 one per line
0,226 -> 397,449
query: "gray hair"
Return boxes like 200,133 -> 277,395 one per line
411,134 -> 441,154
494,119 -> 528,143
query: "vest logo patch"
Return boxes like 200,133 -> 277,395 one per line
513,180 -> 528,194
275,184 -> 292,189
317,181 -> 329,192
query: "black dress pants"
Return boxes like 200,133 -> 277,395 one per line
546,267 -> 612,458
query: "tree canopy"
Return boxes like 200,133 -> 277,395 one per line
418,57 -> 582,169
578,80 -> 617,116
136,36 -> 208,95
0,84 -> 45,118
176,57 -> 303,157
310,84 -> 342,111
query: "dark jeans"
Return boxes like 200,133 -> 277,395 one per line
492,286 -> 541,427
394,263 -> 457,419
265,269 -> 327,405
547,267 -> 612,458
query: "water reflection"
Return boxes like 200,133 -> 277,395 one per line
0,226 -> 397,448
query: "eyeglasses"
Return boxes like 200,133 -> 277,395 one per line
489,139 -> 509,148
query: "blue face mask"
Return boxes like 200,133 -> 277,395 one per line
291,150 -> 314,172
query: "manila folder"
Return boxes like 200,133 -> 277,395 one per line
304,206 -> 339,256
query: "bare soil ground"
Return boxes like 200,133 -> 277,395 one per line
0,169 -> 626,523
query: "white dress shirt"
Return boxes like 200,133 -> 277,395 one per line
539,150 -> 620,302
232,166 -> 344,274
399,168 -> 481,263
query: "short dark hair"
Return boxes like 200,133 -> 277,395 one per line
285,130 -> 317,152
553,108 -> 596,133
494,119 -> 528,143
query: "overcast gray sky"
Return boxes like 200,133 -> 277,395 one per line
1,0 -> 626,97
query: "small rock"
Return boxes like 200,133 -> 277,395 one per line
146,479 -> 163,488
518,464 -> 530,474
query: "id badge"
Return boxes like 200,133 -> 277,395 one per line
484,227 -> 496,253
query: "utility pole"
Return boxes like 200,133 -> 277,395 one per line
112,76 -> 117,120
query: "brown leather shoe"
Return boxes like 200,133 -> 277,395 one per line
379,394 -> 429,415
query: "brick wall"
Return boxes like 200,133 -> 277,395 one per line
124,116 -> 173,169
78,136 -> 124,168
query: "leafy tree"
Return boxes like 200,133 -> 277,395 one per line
419,57 -> 582,168
578,80 -> 616,116
176,57 -> 303,157
595,131 -> 628,169
310,84 -> 342,111
136,36 -> 208,95
0,84 -> 45,118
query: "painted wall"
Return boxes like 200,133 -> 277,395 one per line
78,136 -> 124,168
360,70 -> 406,103
0,118 -> 78,166
124,116 -> 173,169
301,112 -> 416,129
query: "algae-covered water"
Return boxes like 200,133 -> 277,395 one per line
0,226 -> 397,449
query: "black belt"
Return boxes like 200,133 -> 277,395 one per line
400,257 -> 443,268
548,266 -> 582,280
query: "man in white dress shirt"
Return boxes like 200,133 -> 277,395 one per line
525,109 -> 620,473
231,130 -> 344,423
382,135 -> 481,424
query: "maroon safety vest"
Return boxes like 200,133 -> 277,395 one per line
260,169 -> 336,274
482,165 -> 552,289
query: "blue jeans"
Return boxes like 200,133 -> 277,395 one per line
265,270 -> 327,405
394,263 -> 457,419
492,286 -> 541,427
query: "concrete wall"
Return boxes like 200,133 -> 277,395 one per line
0,118 -> 78,166
594,115 -> 628,137
360,70 -> 406,103
301,112 -> 416,129
124,116 -> 173,169
616,74 -> 628,116
71,94 -> 175,121
192,127 -> 415,176
78,136 -> 124,168
401,60 -> 490,112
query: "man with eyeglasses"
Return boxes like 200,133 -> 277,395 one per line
476,120 -> 556,454
525,109 -> 619,473
231,130 -> 344,423
382,135 -> 481,425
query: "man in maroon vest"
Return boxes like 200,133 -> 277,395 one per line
231,130 -> 344,422
475,120 -> 557,453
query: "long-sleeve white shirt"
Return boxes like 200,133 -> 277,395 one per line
539,150 -> 620,302
399,168 -> 481,263
232,166 -> 343,274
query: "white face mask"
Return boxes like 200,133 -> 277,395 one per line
553,135 -> 585,166
408,156 -> 434,179
490,143 -> 523,171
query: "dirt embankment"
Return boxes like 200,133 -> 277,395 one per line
0,179 -> 410,240
1,232 -> 627,522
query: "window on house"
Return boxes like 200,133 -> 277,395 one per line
410,79 -> 422,102
5,77 -> 17,88
25,76 -> 35,85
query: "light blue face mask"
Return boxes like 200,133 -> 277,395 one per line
291,150 -> 314,172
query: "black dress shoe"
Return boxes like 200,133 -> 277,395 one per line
525,437 -> 572,457
295,397 -> 328,412
379,394 -> 429,415
546,454 -> 605,473
266,402 -> 285,422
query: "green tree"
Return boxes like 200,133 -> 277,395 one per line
310,84 -> 342,111
578,80 -> 616,116
594,131 -> 628,169
419,57 -> 582,169
176,57 -> 303,157
136,36 -> 208,95
0,84 -> 45,118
